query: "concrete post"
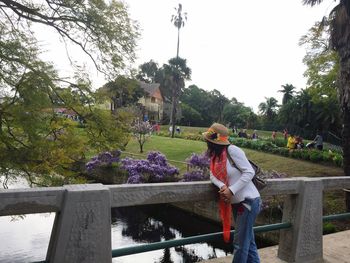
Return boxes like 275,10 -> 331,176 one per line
278,178 -> 324,263
47,184 -> 111,263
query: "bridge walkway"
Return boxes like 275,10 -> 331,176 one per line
200,230 -> 350,263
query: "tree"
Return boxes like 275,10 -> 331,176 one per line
258,97 -> 279,120
278,84 -> 296,105
0,73 -> 132,186
130,121 -> 153,153
180,85 -> 213,126
98,76 -> 144,112
0,0 -> 138,76
303,0 -> 350,210
136,60 -> 160,84
209,89 -> 229,123
171,3 -> 187,58
0,0 -> 138,186
161,57 -> 191,138
258,97 -> 279,130
223,98 -> 256,129
180,103 -> 203,126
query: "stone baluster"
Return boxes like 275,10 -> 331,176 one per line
278,178 -> 324,262
46,184 -> 111,263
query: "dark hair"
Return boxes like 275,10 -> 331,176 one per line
206,141 -> 228,162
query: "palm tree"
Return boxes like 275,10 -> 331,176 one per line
303,0 -> 350,210
162,57 -> 191,138
258,97 -> 279,121
171,3 -> 187,58
278,84 -> 296,105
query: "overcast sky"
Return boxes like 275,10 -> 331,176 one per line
123,0 -> 338,112
37,0 -> 336,113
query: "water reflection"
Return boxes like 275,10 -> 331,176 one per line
0,213 -> 55,263
112,204 -> 232,263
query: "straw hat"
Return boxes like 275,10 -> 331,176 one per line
202,123 -> 230,145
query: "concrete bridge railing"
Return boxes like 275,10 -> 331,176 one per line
1,176 -> 350,263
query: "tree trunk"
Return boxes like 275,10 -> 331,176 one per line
343,106 -> 350,211
171,92 -> 177,138
140,143 -> 143,153
338,51 -> 350,211
138,134 -> 144,153
176,28 -> 180,58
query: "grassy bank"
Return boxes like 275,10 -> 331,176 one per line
125,135 -> 344,177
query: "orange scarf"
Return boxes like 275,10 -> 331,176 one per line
210,149 -> 232,243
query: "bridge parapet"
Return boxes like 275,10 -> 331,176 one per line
1,177 -> 350,263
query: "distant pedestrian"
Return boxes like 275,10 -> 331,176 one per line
272,130 -> 277,141
283,128 -> 288,141
238,129 -> 248,138
287,134 -> 297,150
252,130 -> 258,140
313,132 -> 323,151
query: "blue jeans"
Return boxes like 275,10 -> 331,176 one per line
232,197 -> 262,263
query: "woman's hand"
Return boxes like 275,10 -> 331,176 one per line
219,185 -> 233,203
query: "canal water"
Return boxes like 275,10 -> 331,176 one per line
0,178 -> 267,263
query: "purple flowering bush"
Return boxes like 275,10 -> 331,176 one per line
85,150 -> 126,184
182,152 -> 210,182
86,150 -> 122,172
121,151 -> 179,184
85,150 -> 179,184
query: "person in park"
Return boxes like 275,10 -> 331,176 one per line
238,129 -> 248,138
252,130 -> 259,140
203,123 -> 262,263
313,131 -> 324,151
283,128 -> 288,141
271,130 -> 277,141
287,134 -> 297,150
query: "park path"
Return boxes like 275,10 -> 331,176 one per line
200,230 -> 350,263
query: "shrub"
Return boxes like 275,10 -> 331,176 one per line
268,138 -> 286,147
182,170 -> 209,182
323,222 -> 336,235
300,151 -> 310,161
291,150 -> 303,159
278,147 -> 290,156
309,150 -> 323,162
85,150 -> 126,183
121,151 -> 179,184
86,150 -> 122,172
333,155 -> 343,167
181,152 -> 210,182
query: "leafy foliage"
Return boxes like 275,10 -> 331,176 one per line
0,0 -> 138,185
97,76 -> 145,110
0,0 -> 139,76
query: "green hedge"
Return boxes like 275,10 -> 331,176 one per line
230,137 -> 343,167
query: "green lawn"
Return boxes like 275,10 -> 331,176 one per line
126,135 -> 344,177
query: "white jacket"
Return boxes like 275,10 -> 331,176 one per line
210,145 -> 260,204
